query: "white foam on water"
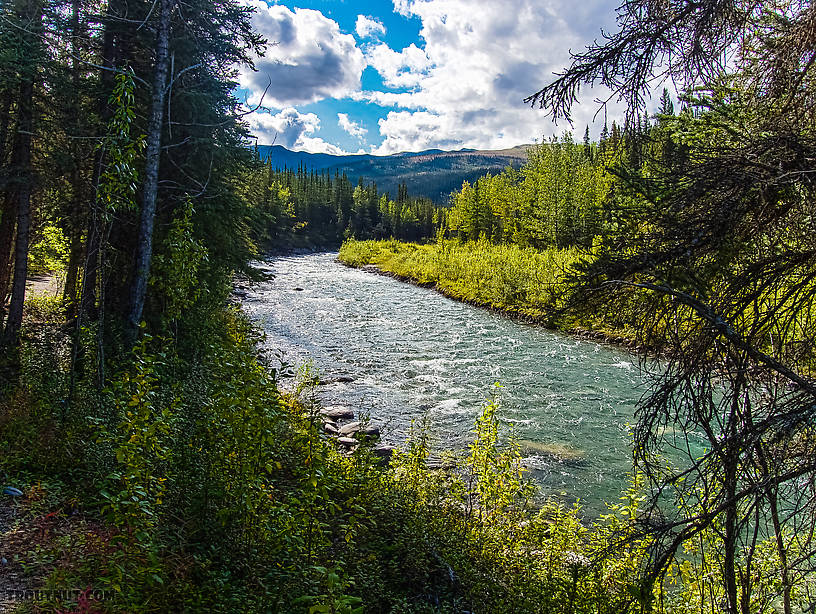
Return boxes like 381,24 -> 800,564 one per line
431,398 -> 465,414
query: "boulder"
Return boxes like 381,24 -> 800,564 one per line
372,445 -> 395,459
336,437 -> 358,447
359,425 -> 380,440
322,422 -> 339,435
320,375 -> 354,385
339,421 -> 361,436
320,406 -> 355,420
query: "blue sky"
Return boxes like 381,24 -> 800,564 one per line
238,0 -> 623,155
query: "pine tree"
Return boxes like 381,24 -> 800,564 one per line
658,87 -> 674,116
583,125 -> 592,160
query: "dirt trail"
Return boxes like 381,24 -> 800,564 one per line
25,273 -> 60,298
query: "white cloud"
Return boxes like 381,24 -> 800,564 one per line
362,0 -> 621,154
338,113 -> 368,139
364,43 -> 430,89
239,3 -> 366,107
246,107 -> 348,153
355,15 -> 386,39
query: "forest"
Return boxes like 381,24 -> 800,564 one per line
338,97 -> 677,337
239,164 -> 444,247
0,0 -> 815,612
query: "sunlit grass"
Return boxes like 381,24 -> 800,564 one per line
339,238 -> 585,322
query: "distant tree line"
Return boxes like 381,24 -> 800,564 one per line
241,162 -> 445,246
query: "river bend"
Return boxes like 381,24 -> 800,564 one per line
243,252 -> 643,510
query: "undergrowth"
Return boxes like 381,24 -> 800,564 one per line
13,292 -> 781,612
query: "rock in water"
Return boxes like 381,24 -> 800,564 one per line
320,376 -> 355,385
320,406 -> 355,420
339,421 -> 361,436
358,425 -> 380,440
322,422 -> 340,435
337,437 -> 358,447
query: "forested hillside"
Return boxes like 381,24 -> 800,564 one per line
257,144 -> 530,203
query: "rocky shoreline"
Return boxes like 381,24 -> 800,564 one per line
316,405 -> 395,463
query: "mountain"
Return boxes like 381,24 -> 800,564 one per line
255,144 -> 531,204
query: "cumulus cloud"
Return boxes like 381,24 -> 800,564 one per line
247,108 -> 348,154
239,3 -> 366,107
355,15 -> 386,39
363,0 -> 621,154
338,113 -> 368,139
364,43 -> 430,89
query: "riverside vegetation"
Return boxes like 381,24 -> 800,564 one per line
0,298 -> 660,613
338,239 -> 612,335
2,0 -> 815,611
339,2 -> 816,612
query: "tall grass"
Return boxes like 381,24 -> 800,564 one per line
339,239 -> 584,323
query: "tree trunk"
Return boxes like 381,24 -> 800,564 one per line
0,192 -> 17,319
723,453 -> 739,614
62,0 -> 84,317
0,91 -> 12,168
0,81 -> 17,319
78,0 -> 117,324
2,0 -> 41,345
3,70 -> 37,345
126,0 -> 172,341
63,230 -> 82,315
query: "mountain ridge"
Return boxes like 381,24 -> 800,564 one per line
256,144 -> 531,203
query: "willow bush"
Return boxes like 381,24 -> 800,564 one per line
340,239 -> 585,324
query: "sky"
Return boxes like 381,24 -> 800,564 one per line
237,0 -> 624,155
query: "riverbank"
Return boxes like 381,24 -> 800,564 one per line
0,288 -> 654,613
338,239 -> 642,351
242,252 -> 642,508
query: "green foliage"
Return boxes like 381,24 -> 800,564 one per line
101,333 -> 171,535
98,70 -> 144,215
28,223 -> 69,274
447,134 -> 612,249
339,239 -> 587,325
0,301 -> 661,613
149,201 -> 208,321
295,566 -> 364,614
466,390 -> 533,520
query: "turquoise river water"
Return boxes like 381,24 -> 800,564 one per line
242,252 -> 648,513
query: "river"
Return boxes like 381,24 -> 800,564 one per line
242,252 -> 645,513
